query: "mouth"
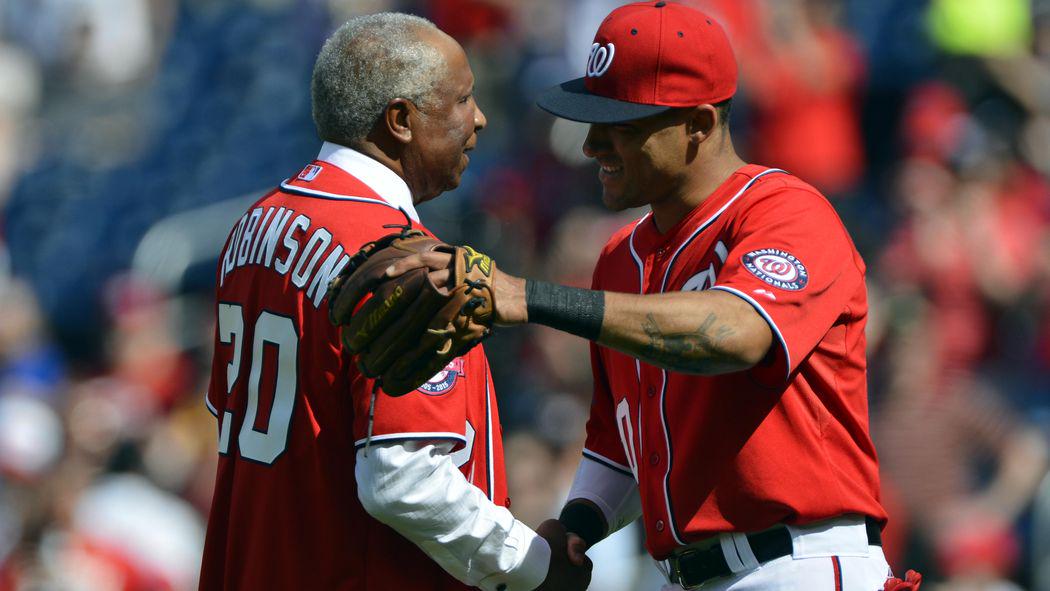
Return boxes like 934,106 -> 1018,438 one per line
597,161 -> 624,183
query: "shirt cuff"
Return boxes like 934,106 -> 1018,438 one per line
479,523 -> 551,591
568,452 -> 642,536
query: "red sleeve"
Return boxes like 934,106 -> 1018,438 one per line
711,184 -> 865,385
345,219 -> 472,451
349,367 -> 470,451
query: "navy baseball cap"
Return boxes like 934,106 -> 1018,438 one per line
537,1 -> 738,124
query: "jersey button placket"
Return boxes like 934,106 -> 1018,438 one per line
649,452 -> 659,465
655,520 -> 665,532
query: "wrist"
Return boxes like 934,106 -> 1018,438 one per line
478,520 -> 550,591
559,499 -> 608,549
493,269 -> 528,326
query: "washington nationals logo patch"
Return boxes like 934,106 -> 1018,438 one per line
586,42 -> 615,77
742,248 -> 808,291
417,358 -> 465,395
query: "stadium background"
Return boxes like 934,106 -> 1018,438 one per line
0,0 -> 1048,588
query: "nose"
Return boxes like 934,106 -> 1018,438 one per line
582,124 -> 609,158
474,102 -> 488,131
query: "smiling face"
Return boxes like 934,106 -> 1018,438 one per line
582,109 -> 694,211
401,30 -> 487,203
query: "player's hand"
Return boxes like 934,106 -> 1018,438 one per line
385,251 -> 529,325
385,250 -> 454,286
566,532 -> 589,566
534,519 -> 592,591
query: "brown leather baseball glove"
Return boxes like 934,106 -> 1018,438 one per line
327,224 -> 497,396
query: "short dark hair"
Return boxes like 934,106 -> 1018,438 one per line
713,98 -> 732,128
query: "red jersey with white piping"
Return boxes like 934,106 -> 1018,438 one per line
582,164 -> 885,559
200,147 -> 505,590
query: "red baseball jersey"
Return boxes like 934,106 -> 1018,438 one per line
199,157 -> 506,590
583,165 -> 885,559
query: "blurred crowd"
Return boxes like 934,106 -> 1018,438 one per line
0,0 -> 1048,589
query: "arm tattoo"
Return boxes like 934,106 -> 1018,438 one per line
640,312 -> 735,371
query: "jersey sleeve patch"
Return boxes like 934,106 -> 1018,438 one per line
415,358 -> 465,395
741,248 -> 808,291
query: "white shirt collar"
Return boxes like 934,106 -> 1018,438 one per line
316,141 -> 420,222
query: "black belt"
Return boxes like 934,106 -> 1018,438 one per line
667,516 -> 882,589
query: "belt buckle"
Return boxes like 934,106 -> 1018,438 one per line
672,548 -> 704,590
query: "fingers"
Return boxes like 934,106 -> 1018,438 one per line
427,268 -> 451,289
386,251 -> 453,278
565,533 -> 589,567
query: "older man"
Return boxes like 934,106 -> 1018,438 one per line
198,14 -> 589,591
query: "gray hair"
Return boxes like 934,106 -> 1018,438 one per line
311,13 -> 447,146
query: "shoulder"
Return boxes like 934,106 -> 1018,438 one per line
733,171 -> 850,233
274,187 -> 427,243
741,171 -> 834,213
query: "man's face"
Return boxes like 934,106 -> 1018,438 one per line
403,32 -> 487,203
582,110 -> 691,211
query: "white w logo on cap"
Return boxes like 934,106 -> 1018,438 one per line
586,42 -> 615,78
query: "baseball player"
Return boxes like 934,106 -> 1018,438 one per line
199,14 -> 590,591
373,2 -> 922,589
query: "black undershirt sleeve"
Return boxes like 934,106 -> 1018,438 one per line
524,280 -> 605,341
558,500 -> 608,549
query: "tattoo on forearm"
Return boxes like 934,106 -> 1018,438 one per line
640,312 -> 735,370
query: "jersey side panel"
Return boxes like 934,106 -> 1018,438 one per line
583,236 -> 641,477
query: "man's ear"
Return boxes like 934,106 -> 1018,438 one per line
384,98 -> 414,145
686,105 -> 718,145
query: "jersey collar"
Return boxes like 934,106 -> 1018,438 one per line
316,142 -> 420,222
633,164 -> 768,253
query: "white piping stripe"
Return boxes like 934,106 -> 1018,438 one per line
204,391 -> 218,417
279,180 -> 399,208
708,285 -> 791,383
352,431 -> 467,448
582,448 -> 633,475
658,362 -> 686,545
654,168 -> 787,547
627,213 -> 651,384
486,376 -> 494,502
659,168 -> 787,293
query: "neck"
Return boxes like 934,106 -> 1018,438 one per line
650,144 -> 745,234
351,140 -> 417,203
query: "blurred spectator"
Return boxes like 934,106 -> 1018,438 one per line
734,0 -> 867,197
875,307 -> 1049,586
0,43 -> 41,212
0,280 -> 65,399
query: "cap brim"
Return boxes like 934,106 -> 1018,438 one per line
536,77 -> 673,124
